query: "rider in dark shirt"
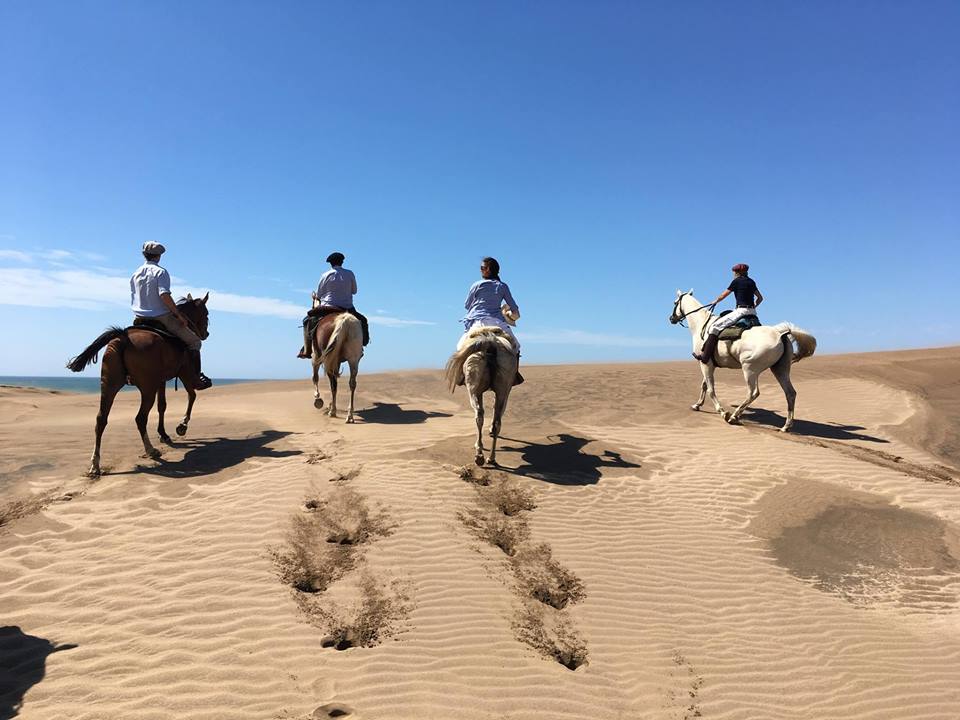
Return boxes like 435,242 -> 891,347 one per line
693,263 -> 764,364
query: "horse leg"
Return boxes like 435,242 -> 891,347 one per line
345,360 -> 358,424
89,378 -> 123,477
136,385 -> 162,460
470,390 -> 485,466
176,386 -> 197,436
157,384 -> 172,444
770,352 -> 797,432
312,359 -> 324,409
692,375 -> 708,411
326,371 -> 339,418
728,366 -> 761,425
487,391 -> 510,466
703,364 -> 723,415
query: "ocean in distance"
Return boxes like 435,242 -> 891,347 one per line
0,376 -> 267,394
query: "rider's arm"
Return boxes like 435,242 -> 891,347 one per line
754,288 -> 763,307
501,283 -> 519,314
351,272 -> 357,295
714,288 -> 732,305
160,293 -> 187,324
464,283 -> 478,310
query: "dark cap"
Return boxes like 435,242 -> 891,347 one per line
731,263 -> 749,273
326,252 -> 345,265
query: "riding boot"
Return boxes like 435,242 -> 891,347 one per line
513,354 -> 524,386
693,333 -> 720,364
190,349 -> 213,390
297,319 -> 312,359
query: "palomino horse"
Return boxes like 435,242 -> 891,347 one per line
309,304 -> 363,423
66,294 -> 210,476
669,290 -> 817,432
444,326 -> 519,466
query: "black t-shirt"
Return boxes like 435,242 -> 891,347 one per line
728,276 -> 758,308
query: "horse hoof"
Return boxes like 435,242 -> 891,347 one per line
345,416 -> 355,424
780,426 -> 791,433
314,398 -> 324,409
176,424 -> 188,436
87,467 -> 101,478
690,405 -> 701,412
142,449 -> 162,460
475,455 -> 485,467
159,434 -> 173,445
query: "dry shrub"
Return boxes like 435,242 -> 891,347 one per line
272,486 -> 391,592
514,600 -> 589,670
299,571 -> 410,650
459,506 -> 530,556
512,543 -> 586,609
480,479 -> 536,516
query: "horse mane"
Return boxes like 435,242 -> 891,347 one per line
444,326 -> 515,392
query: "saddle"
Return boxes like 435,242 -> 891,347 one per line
716,312 -> 762,341
130,318 -> 187,349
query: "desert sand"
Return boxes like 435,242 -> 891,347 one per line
2,346 -> 960,719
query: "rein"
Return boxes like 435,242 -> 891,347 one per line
671,293 -> 715,327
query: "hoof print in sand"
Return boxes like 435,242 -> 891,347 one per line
448,464 -> 492,486
512,543 -> 586,610
515,601 -> 588,670
271,486 -> 392,594
312,703 -> 355,718
309,572 -> 410,650
329,467 -> 362,484
664,652 -> 704,719
305,451 -> 330,465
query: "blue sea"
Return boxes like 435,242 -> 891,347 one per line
0,376 -> 266,393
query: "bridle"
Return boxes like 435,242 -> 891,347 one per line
669,292 -> 715,328
178,299 -> 210,340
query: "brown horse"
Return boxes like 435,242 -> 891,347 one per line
66,294 -> 211,476
309,307 -> 363,423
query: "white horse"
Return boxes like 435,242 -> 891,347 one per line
310,305 -> 364,423
669,290 -> 817,432
444,326 -> 519,466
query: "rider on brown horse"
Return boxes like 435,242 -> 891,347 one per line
297,252 -> 370,359
131,242 -> 212,389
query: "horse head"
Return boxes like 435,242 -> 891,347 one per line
669,289 -> 695,324
179,292 -> 210,339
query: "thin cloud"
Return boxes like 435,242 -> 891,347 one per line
0,249 -> 33,263
518,328 -> 685,348
0,265 -> 433,326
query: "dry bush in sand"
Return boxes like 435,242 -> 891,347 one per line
298,571 -> 410,650
514,600 -> 589,670
480,479 -> 537,516
459,506 -> 530,557
271,486 -> 392,592
512,543 -> 586,609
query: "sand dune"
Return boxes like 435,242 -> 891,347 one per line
2,346 -> 960,719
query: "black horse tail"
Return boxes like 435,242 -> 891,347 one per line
66,327 -> 128,372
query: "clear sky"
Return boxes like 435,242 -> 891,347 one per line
2,1 -> 958,378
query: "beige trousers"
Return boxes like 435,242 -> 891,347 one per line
149,313 -> 202,350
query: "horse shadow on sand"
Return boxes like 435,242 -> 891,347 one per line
113,430 -> 301,478
355,402 -> 453,425
496,433 -> 641,486
742,408 -> 889,443
0,626 -> 76,720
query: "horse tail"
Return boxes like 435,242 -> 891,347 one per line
321,314 -> 359,378
773,323 -> 817,363
66,327 -> 128,372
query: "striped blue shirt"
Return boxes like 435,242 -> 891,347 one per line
317,266 -> 357,309
462,279 -> 519,327
130,261 -> 172,318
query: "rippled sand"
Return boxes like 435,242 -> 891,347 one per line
2,346 -> 959,719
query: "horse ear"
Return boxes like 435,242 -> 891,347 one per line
688,288 -> 694,295
201,292 -> 209,305
186,292 -> 193,301
676,289 -> 682,297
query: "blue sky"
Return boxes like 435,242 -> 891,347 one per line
1,1 -> 958,378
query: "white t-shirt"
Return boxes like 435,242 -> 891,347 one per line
130,261 -> 172,317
